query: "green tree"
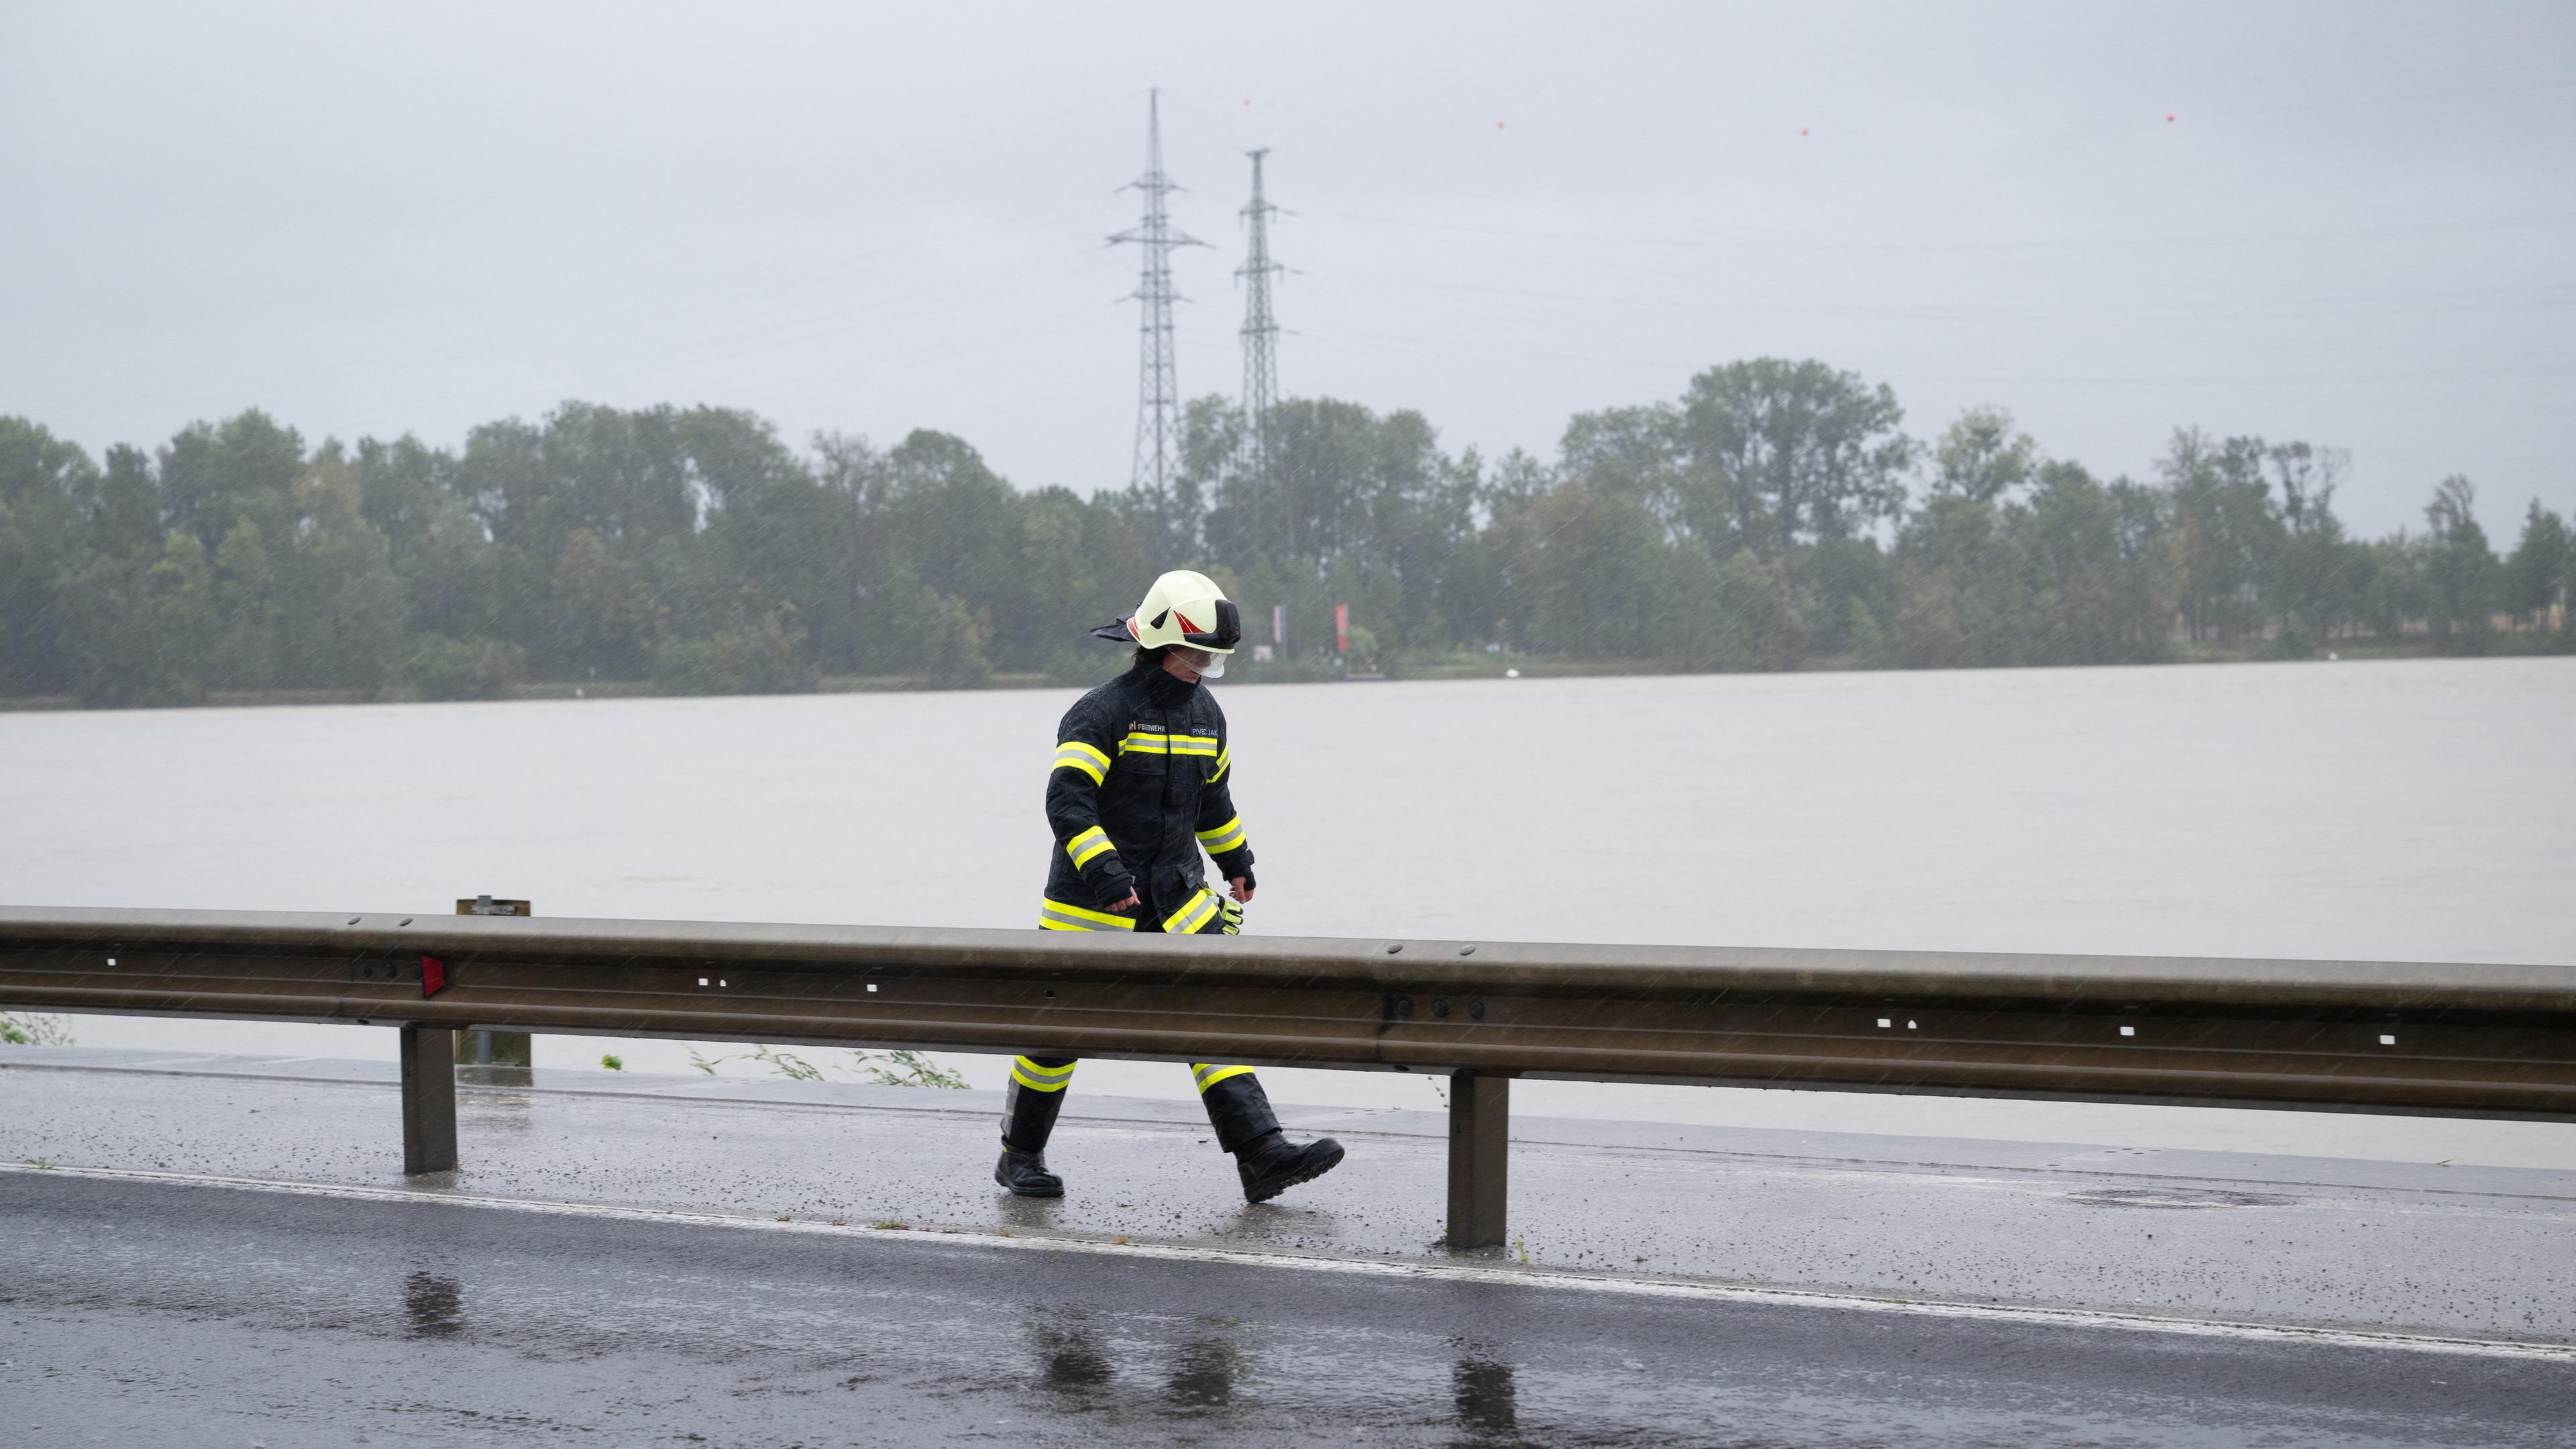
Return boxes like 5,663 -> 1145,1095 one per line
90,444 -> 164,559
277,451 -> 407,693
142,532 -> 219,697
210,517 -> 277,690
1710,549 -> 1806,671
651,606 -> 816,695
160,411 -> 303,552
2420,475 -> 2497,655
406,634 -> 526,700
1505,485 -> 1668,658
2160,429 -> 2279,644
0,418 -> 97,694
1670,358 -> 1912,559
1891,409 -> 2037,667
547,527 -> 657,678
2012,464 -> 2174,665
1007,486 -> 1107,664
54,533 -> 216,707
2503,499 -> 2569,631
2266,443 -> 2354,647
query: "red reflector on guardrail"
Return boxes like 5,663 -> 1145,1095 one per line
422,956 -> 445,998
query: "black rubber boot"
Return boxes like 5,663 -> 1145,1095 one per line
1235,1130 -> 1345,1203
994,1147 -> 1064,1198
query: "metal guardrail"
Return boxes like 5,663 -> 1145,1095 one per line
4,906 -> 2574,1247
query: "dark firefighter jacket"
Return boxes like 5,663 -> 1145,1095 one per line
1042,656 -> 1254,934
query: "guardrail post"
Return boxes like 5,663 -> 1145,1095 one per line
455,895 -> 533,1077
1446,1069 -> 1509,1250
399,1022 -> 457,1174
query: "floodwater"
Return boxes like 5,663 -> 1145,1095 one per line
8,657 -> 2574,1164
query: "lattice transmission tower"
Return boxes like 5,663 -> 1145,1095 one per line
1110,90 -> 1205,498
1238,148 -> 1283,484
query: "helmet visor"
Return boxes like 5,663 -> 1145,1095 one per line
1182,599 -> 1241,651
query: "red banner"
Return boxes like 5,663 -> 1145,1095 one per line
1334,604 -> 1349,653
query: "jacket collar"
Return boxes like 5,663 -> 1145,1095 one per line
1128,654 -> 1199,707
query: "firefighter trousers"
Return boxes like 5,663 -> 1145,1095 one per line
1009,887 -> 1273,1154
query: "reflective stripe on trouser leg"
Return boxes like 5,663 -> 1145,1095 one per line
1002,1055 -> 1076,1151
1191,1061 -> 1279,1155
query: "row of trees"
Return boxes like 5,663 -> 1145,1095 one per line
3,359 -> 2569,706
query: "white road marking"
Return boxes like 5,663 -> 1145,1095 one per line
8,1159 -> 2573,1364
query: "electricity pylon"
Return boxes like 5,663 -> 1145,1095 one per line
1110,90 -> 1205,501
1238,148 -> 1283,491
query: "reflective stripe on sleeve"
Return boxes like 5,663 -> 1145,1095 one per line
1051,741 -> 1110,784
1065,825 -> 1114,867
1038,898 -> 1137,931
1191,1063 -> 1256,1093
1011,1056 -> 1078,1092
1194,814 -> 1246,855
1161,888 -> 1222,935
1209,745 -> 1230,783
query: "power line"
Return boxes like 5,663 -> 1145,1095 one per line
1110,89 -> 1207,500
1312,206 -> 2576,256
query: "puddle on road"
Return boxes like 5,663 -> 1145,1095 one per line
402,1271 -> 464,1336
2066,1187 -> 2297,1210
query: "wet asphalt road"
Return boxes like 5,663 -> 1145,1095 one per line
6,1170 -> 2573,1448
7,1051 -> 2576,1444
11,1049 -> 2576,1343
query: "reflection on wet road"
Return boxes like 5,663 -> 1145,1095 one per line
5,1171 -> 2568,1448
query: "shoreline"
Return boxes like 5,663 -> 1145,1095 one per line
3,634 -> 2561,714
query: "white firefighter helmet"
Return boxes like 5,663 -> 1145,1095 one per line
1090,570 -> 1242,653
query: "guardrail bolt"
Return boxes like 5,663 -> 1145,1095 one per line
1432,1000 -> 1450,1018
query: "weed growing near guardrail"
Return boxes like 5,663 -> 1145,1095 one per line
0,1013 -> 73,1046
686,1043 -> 969,1088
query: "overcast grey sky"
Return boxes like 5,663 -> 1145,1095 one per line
3,1 -> 2569,537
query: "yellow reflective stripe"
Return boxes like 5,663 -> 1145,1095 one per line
1038,898 -> 1137,931
1210,745 -> 1230,783
1191,1063 -> 1256,1093
1011,1056 -> 1077,1091
1195,814 -> 1246,854
1051,741 -> 1108,784
1066,826 -> 1114,867
1122,732 -> 1218,758
1162,888 -> 1221,934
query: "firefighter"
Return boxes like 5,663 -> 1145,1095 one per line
996,569 -> 1345,1203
